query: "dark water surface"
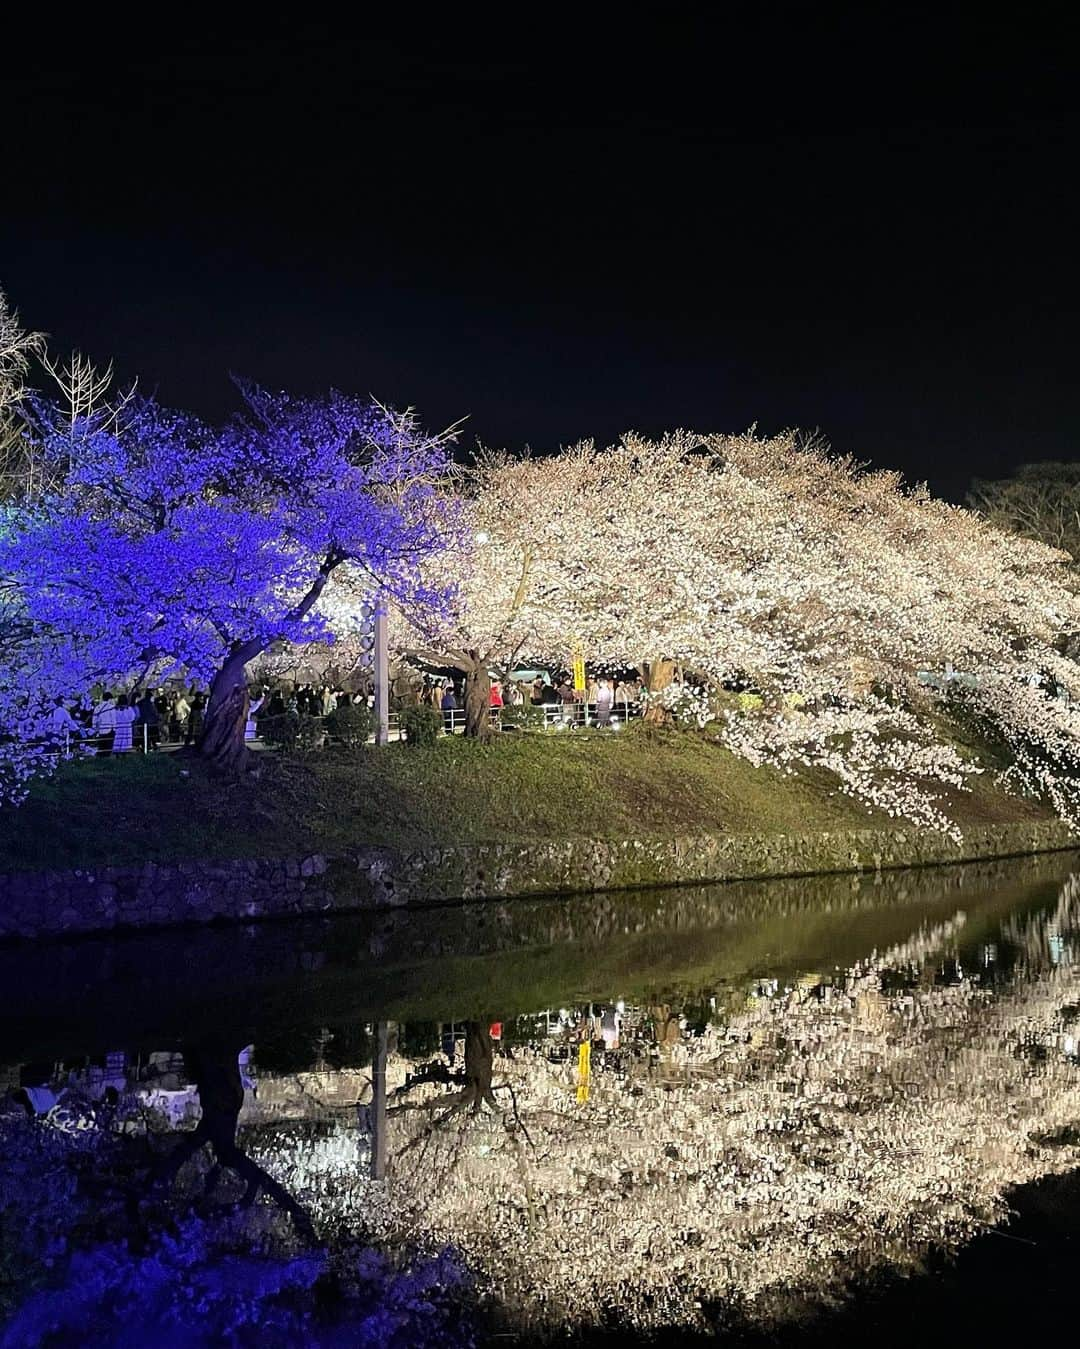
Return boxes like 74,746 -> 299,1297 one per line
3,853 -> 1080,1344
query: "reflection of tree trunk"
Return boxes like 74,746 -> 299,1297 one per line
154,1036 -> 315,1240
201,655 -> 251,775
388,1020 -> 498,1133
463,656 -> 493,742
650,1004 -> 682,1048
463,1021 -> 497,1111
639,659 -> 676,724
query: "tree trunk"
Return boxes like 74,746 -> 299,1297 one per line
201,653 -> 251,776
463,1021 -> 496,1111
155,1037 -> 315,1239
639,658 -> 677,724
463,656 -> 493,741
196,559 -> 340,773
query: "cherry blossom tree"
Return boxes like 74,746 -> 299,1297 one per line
0,289 -> 59,803
970,461 -> 1080,562
421,430 -> 1080,832
392,450 -> 604,738
2,384 -> 460,775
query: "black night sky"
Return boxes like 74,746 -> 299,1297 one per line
4,17 -> 1077,500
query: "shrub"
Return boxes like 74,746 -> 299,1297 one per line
499,703 -> 547,732
258,713 -> 326,753
399,705 -> 442,746
327,702 -> 373,748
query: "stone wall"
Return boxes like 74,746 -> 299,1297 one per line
0,818 -> 1075,941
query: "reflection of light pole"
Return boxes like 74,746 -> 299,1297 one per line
371,1020 -> 388,1180
375,598 -> 389,745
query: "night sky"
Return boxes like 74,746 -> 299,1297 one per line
4,18 -> 1077,500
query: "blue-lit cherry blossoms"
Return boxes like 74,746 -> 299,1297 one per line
0,377 -> 459,788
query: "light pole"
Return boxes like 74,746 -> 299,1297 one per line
370,1020 -> 388,1179
374,597 -> 389,745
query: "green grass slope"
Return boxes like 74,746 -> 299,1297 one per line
0,724 -> 1053,873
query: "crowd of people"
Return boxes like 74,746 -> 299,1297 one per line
522,673 -> 641,726
42,681 -> 382,755
416,672 -> 643,730
41,668 -> 647,754
44,687 -> 209,754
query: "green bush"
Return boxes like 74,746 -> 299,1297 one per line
258,713 -> 326,753
326,702 -> 373,748
399,704 -> 443,746
499,703 -> 547,731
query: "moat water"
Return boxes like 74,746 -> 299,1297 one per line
3,853 -> 1080,1345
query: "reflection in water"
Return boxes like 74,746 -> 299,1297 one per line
152,1035 -> 316,1241
229,882 -> 1080,1334
5,858 -> 1080,1341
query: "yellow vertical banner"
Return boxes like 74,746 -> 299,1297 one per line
572,654 -> 586,692
576,1039 -> 591,1103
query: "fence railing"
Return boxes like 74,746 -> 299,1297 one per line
388,699 -> 639,739
31,697 -> 642,756
39,723 -> 172,756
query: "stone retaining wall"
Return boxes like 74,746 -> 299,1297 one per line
0,818 -> 1075,940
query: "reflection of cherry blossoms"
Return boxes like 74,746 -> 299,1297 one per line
239,875 -> 1080,1336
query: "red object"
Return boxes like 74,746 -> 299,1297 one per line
489,686 -> 504,708
489,1021 -> 502,1041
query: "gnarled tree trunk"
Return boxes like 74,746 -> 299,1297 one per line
639,658 -> 677,724
463,654 -> 493,741
155,1036 -> 315,1239
463,1020 -> 496,1112
198,556 -> 340,773
201,652 -> 252,776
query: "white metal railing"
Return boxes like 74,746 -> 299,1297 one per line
29,697 -> 642,758
30,722 -> 201,756
384,698 -> 640,739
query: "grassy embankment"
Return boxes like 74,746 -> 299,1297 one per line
0,719 -> 1053,873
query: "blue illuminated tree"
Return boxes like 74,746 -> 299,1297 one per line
3,384 -> 459,773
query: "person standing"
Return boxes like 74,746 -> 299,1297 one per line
173,690 -> 191,741
110,695 -> 138,753
92,690 -> 116,754
245,689 -> 265,741
136,690 -> 160,751
185,692 -> 206,746
595,678 -> 614,728
440,682 -> 457,732
153,688 -> 170,742
45,698 -> 80,747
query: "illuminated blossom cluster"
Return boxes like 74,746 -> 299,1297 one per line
0,294 -> 55,800
0,604 -> 84,802
405,431 -> 1080,832
0,386 -> 459,784
5,276 -> 1080,828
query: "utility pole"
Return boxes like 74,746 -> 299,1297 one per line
370,1020 -> 388,1180
374,598 -> 389,745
